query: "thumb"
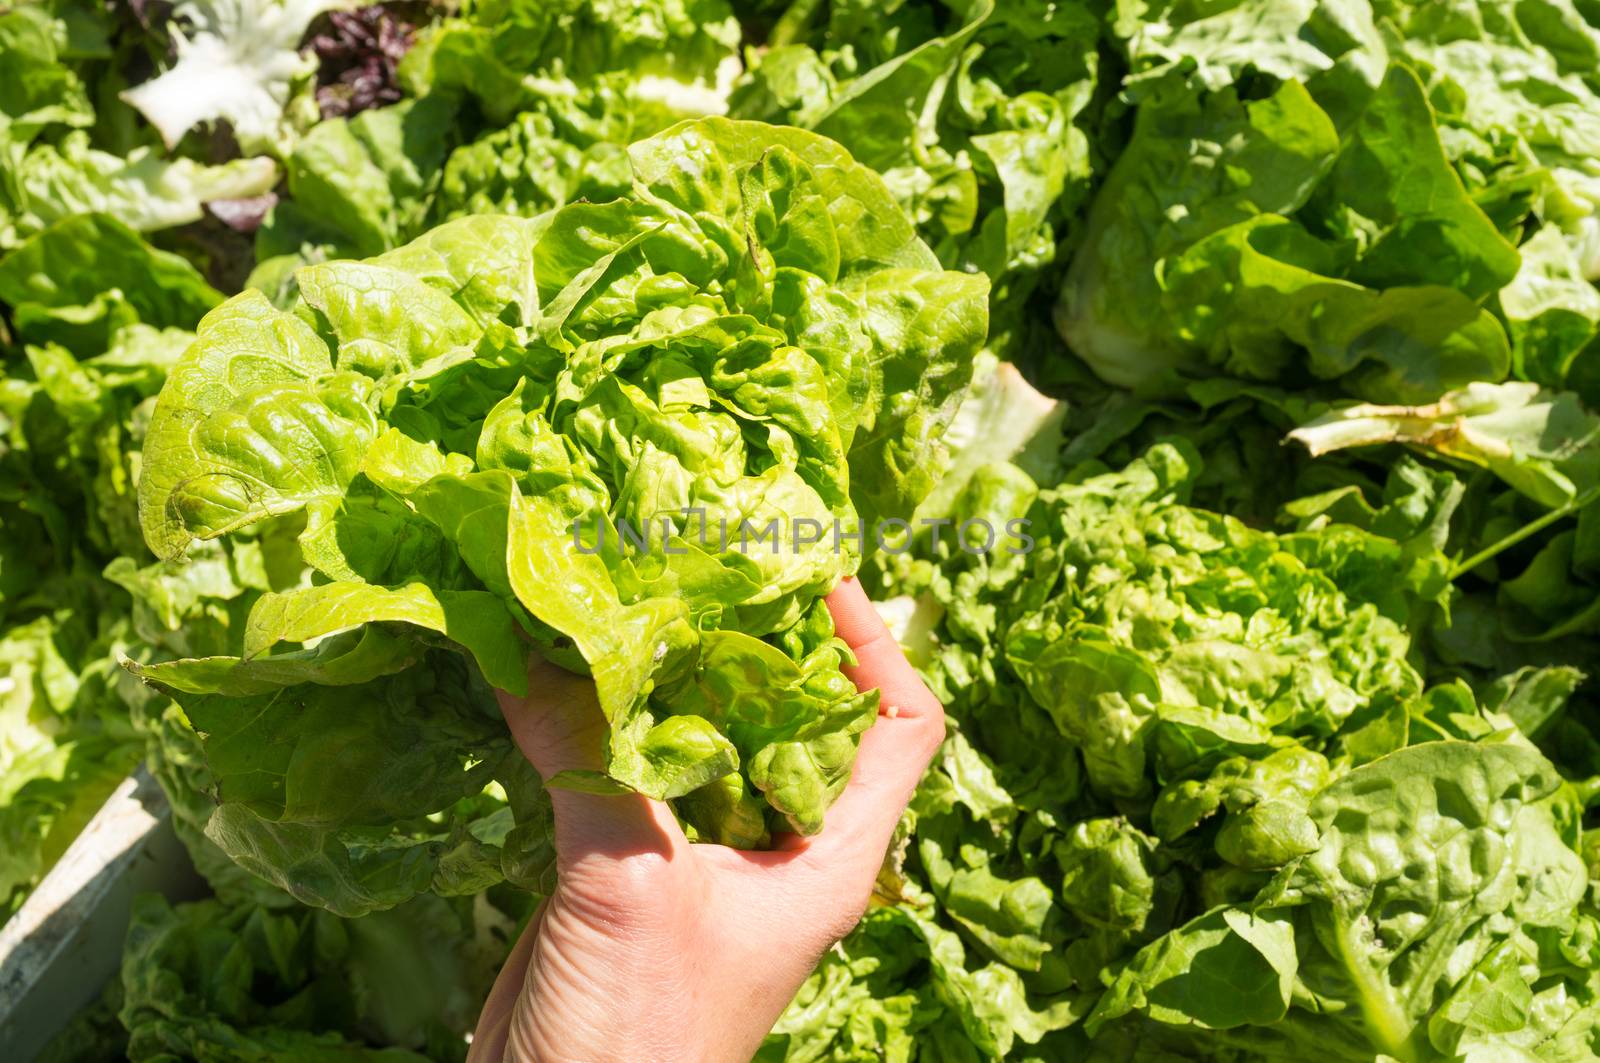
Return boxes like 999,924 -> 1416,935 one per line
796,578 -> 945,860
496,654 -> 682,859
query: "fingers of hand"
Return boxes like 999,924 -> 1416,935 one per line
496,654 -> 685,859
808,708 -> 944,857
825,578 -> 946,790
825,578 -> 942,723
803,578 -> 947,866
729,709 -> 946,955
495,654 -> 609,779
500,582 -> 944,881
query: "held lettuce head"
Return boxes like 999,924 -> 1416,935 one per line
133,118 -> 988,897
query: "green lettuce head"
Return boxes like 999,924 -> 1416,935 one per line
132,117 -> 988,913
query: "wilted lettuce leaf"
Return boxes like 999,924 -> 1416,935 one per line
0,610 -> 141,918
1286,375 -> 1600,694
118,885 -> 534,1062
1290,382 -> 1600,509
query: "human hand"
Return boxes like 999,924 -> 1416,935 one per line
467,577 -> 945,1063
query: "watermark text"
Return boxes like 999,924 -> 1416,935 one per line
570,511 -> 1033,557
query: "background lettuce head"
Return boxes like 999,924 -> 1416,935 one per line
131,117 -> 988,913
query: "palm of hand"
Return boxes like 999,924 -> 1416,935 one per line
469,579 -> 944,1063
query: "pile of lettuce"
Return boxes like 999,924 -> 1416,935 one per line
1043,0 -> 1600,765
0,210 -> 222,919
756,0 -> 1600,1058
0,1 -> 278,252
762,429 -> 1599,1059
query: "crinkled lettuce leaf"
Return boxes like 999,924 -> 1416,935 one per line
783,432 -> 1600,1059
733,0 -> 1103,356
120,0 -> 355,151
135,118 -> 986,901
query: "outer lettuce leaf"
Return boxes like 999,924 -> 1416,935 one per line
128,652 -> 545,917
256,95 -> 456,271
118,887 -> 533,1062
0,215 -> 223,349
0,133 -> 278,248
732,0 -> 1103,356
1057,64 -> 1520,402
404,0 -> 742,129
